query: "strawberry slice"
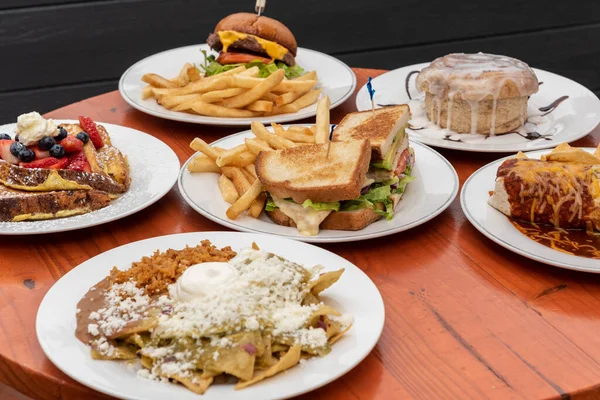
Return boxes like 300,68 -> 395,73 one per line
66,151 -> 91,172
60,136 -> 84,154
21,157 -> 61,169
78,116 -> 104,149
48,157 -> 69,169
30,145 -> 50,159
0,139 -> 19,164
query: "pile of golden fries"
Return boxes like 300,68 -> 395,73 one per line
142,63 -> 320,117
187,96 -> 332,219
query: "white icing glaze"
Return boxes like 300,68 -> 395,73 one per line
416,53 -> 539,135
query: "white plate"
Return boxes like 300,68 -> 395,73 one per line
0,121 -> 180,235
36,231 -> 384,400
178,126 -> 459,243
461,148 -> 600,272
356,63 -> 600,152
119,44 -> 356,126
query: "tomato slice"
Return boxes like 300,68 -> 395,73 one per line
217,52 -> 272,64
394,149 -> 410,176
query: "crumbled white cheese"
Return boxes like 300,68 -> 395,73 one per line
87,324 -> 99,336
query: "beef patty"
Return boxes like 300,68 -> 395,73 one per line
207,33 -> 295,66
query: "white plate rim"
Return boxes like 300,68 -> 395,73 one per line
36,231 -> 385,400
177,126 -> 459,243
460,148 -> 600,273
355,63 -> 600,153
119,45 -> 356,126
0,120 -> 180,235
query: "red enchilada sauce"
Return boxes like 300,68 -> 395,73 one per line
510,219 -> 600,259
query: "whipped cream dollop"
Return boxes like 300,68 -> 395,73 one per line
16,111 -> 58,146
170,262 -> 239,303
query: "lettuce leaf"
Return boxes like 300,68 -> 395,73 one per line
265,198 -> 278,211
362,185 -> 391,203
302,199 -> 340,212
197,50 -> 305,79
392,174 -> 416,194
374,198 -> 394,220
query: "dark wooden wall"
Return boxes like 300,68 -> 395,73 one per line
1,0 -> 598,122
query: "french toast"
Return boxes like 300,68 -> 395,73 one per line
0,184 -> 111,222
0,113 -> 131,223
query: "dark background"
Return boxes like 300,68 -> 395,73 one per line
1,0 -> 599,123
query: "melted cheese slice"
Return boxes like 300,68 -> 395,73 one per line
217,30 -> 289,61
272,197 -> 332,236
4,170 -> 91,192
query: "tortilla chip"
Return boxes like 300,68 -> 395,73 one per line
545,149 -> 600,164
235,344 -> 301,389
172,371 -> 213,395
308,269 -> 344,295
306,304 -> 341,327
329,323 -> 353,344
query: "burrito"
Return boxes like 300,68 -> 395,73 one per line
488,158 -> 600,231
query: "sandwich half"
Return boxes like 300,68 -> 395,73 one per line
256,139 -> 379,236
332,105 -> 416,219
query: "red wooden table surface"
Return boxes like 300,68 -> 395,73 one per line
1,68 -> 600,400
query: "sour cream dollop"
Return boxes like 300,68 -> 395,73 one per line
171,262 -> 239,302
16,111 -> 58,146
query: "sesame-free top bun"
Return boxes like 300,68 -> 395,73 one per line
214,12 -> 298,56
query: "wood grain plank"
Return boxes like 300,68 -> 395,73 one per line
1,0 -> 599,92
1,69 -> 600,399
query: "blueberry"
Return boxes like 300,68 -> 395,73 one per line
55,127 -> 68,141
75,131 -> 90,144
14,134 -> 19,142
0,133 -> 10,140
10,142 -> 25,157
18,148 -> 35,162
38,136 -> 56,150
49,144 -> 66,158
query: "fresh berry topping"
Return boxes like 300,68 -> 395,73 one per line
30,146 -> 50,159
0,140 -> 20,164
0,134 -> 10,140
55,126 -> 68,141
49,144 -> 66,158
14,135 -> 19,142
38,135 -> 56,150
66,151 -> 91,172
75,131 -> 90,144
61,136 -> 84,154
9,141 -> 25,157
78,116 -> 104,149
20,157 -> 60,169
48,157 -> 69,170
17,148 -> 35,163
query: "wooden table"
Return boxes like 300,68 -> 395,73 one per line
1,68 -> 600,400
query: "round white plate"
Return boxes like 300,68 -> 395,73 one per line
0,120 -> 180,235
356,63 -> 600,152
462,148 -> 600,272
37,231 -> 384,400
178,125 -> 459,243
119,44 -> 356,126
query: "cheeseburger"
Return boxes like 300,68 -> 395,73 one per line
204,13 -> 304,78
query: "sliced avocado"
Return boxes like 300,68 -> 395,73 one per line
371,128 -> 406,171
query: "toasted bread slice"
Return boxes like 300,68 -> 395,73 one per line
0,184 -> 111,222
0,160 -> 126,194
267,207 -> 382,231
256,139 -> 371,203
332,105 -> 410,160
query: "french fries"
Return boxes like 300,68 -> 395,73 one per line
227,179 -> 263,220
186,96 -> 336,220
314,96 -> 331,144
218,175 -> 239,204
142,62 -> 320,118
